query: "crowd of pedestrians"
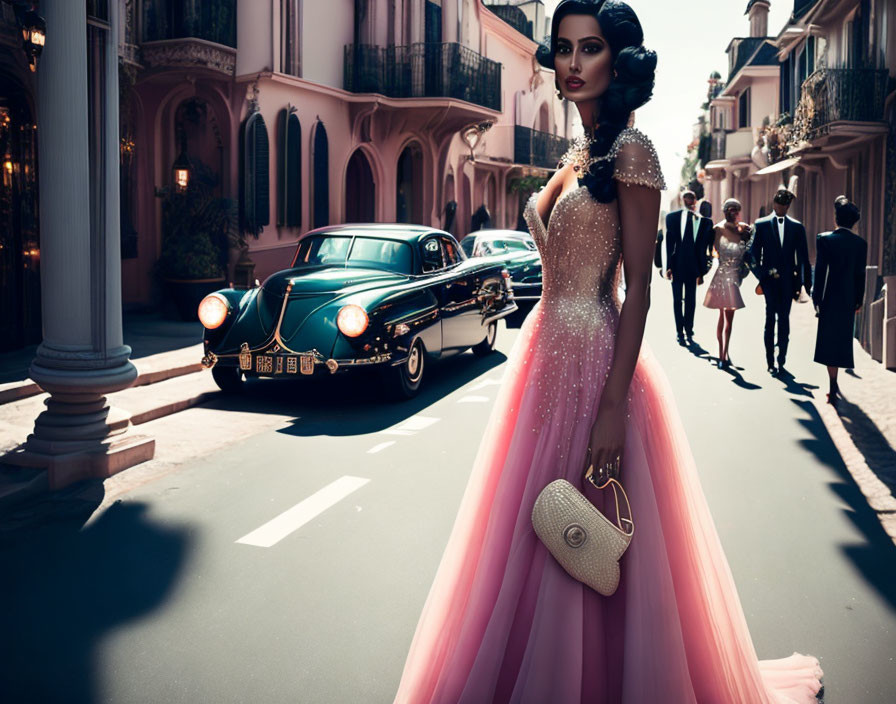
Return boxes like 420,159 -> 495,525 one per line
656,186 -> 867,406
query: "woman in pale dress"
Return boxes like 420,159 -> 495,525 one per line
393,2 -> 823,701
704,198 -> 753,369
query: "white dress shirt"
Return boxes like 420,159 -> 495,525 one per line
775,216 -> 786,247
681,209 -> 697,240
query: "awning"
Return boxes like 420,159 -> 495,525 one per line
755,156 -> 801,176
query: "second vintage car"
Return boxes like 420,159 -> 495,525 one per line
198,224 -> 518,399
459,229 -> 543,305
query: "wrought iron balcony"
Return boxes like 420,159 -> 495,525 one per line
140,0 -> 236,75
514,126 -> 568,169
792,67 -> 889,142
343,43 -> 502,112
142,0 -> 236,48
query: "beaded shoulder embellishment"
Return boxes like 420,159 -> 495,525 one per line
559,133 -> 605,174
558,128 -> 653,174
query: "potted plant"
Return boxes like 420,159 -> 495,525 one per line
156,161 -> 237,321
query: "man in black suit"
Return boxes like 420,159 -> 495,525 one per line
664,190 -> 714,344
748,187 -> 812,375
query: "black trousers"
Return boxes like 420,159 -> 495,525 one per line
671,276 -> 697,336
763,282 -> 794,366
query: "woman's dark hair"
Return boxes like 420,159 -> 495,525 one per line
834,195 -> 860,229
536,0 -> 657,202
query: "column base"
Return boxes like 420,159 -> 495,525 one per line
3,432 -> 155,490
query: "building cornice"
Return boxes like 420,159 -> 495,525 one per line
141,38 -> 236,76
480,6 -> 540,57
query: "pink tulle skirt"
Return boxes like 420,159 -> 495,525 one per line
394,300 -> 823,703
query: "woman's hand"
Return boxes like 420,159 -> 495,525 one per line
585,401 -> 626,484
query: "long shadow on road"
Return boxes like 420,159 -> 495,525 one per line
0,489 -> 190,704
792,398 -> 896,613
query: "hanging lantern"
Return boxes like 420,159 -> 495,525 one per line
18,8 -> 46,73
172,141 -> 190,193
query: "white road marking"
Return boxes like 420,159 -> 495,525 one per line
236,476 -> 370,548
367,441 -> 395,454
380,415 -> 440,436
457,395 -> 490,403
469,377 -> 503,391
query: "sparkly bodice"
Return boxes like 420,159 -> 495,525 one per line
525,185 -> 623,309
521,128 -> 666,331
716,235 -> 747,273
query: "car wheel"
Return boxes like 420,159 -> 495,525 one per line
212,366 -> 244,393
471,321 -> 497,357
382,338 -> 425,400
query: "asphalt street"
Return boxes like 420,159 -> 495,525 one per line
1,269 -> 894,703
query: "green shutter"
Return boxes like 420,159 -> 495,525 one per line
243,111 -> 270,233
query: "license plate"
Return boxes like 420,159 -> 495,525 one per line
253,354 -> 314,375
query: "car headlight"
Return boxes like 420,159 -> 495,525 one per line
337,304 -> 369,338
198,293 -> 230,330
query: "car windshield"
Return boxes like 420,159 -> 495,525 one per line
482,238 -> 534,254
294,235 -> 413,274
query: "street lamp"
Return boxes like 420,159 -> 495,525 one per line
15,6 -> 46,72
172,138 -> 190,193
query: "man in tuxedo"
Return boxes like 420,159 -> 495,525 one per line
664,190 -> 714,344
748,187 -> 812,375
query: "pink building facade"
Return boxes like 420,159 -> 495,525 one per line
121,0 -> 571,307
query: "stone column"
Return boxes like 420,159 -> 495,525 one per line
16,0 -> 154,488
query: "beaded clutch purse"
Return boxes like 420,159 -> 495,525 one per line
531,464 -> 634,596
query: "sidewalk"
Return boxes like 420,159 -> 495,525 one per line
0,313 -> 211,509
0,312 -> 204,403
791,302 -> 896,542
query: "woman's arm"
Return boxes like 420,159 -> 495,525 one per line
588,180 -> 660,479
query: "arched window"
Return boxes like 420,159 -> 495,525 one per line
242,109 -> 270,234
278,106 -> 302,227
396,143 -> 423,224
345,149 -> 375,223
312,120 -> 330,228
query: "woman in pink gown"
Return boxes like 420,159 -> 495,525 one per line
394,2 -> 824,702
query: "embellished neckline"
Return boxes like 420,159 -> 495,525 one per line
528,185 -> 588,232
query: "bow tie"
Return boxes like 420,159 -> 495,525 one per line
777,217 -> 784,225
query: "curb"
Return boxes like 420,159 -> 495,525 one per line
812,393 -> 896,546
0,360 -> 202,406
129,390 -> 217,426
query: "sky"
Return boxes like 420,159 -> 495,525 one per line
541,0 -> 794,202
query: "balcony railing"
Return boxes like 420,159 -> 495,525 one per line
343,43 -> 502,112
792,67 -> 889,142
142,0 -> 236,48
514,126 -> 568,169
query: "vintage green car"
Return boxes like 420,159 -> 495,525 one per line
198,224 -> 518,399
459,229 -> 543,305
